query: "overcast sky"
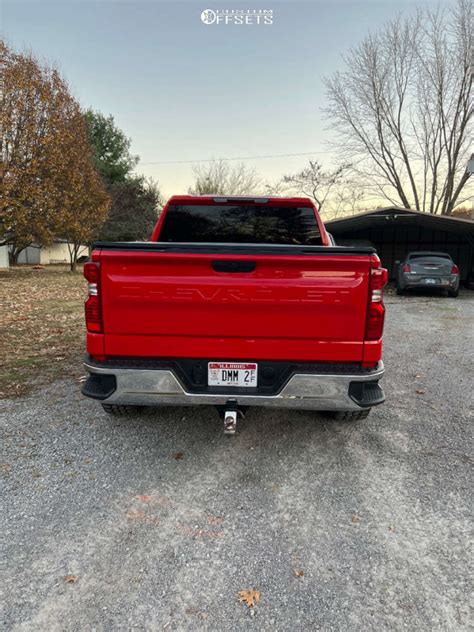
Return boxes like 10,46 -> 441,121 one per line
2,0 -> 454,197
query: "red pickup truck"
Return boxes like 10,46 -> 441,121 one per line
82,196 -> 387,432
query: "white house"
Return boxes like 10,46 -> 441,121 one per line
16,241 -> 89,265
0,245 -> 9,269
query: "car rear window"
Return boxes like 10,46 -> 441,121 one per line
159,204 -> 322,245
409,253 -> 451,260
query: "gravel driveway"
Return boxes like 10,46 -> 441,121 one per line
2,291 -> 473,631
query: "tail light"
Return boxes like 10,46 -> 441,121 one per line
451,264 -> 459,274
365,258 -> 388,341
402,263 -> 411,273
84,262 -> 102,333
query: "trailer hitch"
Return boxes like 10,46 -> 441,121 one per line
216,400 -> 247,435
224,410 -> 238,434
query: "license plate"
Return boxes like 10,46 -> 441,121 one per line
425,278 -> 436,284
208,362 -> 257,387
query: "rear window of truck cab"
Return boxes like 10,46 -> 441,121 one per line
158,204 -> 322,245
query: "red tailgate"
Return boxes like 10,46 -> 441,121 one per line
99,250 -> 370,362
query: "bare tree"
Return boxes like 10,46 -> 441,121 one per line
263,179 -> 286,196
324,0 -> 473,214
281,159 -> 353,214
330,185 -> 365,219
189,159 -> 262,196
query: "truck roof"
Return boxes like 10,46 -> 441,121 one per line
166,195 -> 316,206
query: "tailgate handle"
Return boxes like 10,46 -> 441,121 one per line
212,260 -> 256,273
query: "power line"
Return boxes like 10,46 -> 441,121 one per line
140,150 -> 332,166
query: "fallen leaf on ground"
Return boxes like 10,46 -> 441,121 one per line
64,575 -> 78,584
294,569 -> 304,577
173,452 -> 184,460
351,514 -> 361,523
238,589 -> 260,608
415,389 -> 425,394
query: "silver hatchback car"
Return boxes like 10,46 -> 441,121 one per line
396,251 -> 460,297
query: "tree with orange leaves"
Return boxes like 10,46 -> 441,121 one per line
48,109 -> 110,271
0,40 -> 109,266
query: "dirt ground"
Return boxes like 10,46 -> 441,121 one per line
0,266 -> 85,398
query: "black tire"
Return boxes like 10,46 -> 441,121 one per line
333,409 -> 371,421
448,288 -> 459,298
101,404 -> 137,416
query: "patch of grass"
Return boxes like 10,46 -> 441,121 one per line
0,265 -> 86,398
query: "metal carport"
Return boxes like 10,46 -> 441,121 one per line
325,208 -> 474,285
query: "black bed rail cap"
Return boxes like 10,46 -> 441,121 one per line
91,241 -> 377,256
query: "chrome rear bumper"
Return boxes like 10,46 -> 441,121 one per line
83,361 -> 385,411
